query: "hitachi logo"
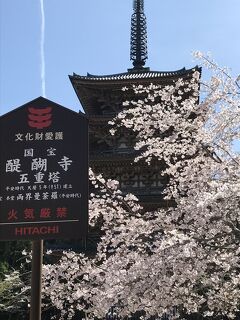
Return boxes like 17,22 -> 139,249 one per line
15,225 -> 59,236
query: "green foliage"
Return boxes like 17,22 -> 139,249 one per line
0,241 -> 31,319
0,270 -> 28,318
0,241 -> 31,280
0,260 -> 9,281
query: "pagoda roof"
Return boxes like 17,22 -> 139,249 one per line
69,66 -> 201,115
70,66 -> 199,82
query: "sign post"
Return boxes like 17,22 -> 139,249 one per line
30,240 -> 43,320
0,97 -> 89,319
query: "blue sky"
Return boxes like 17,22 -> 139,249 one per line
1,0 -> 240,115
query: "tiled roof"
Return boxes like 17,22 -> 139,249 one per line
71,67 -> 199,82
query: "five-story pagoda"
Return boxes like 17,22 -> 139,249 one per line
70,0 -> 199,210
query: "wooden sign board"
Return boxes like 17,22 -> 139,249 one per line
0,97 -> 88,240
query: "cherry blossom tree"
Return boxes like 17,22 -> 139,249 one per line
20,53 -> 240,319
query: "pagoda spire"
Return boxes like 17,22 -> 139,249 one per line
130,0 -> 148,70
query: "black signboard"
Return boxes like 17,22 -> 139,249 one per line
0,97 -> 88,240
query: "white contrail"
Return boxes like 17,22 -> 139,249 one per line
40,0 -> 46,97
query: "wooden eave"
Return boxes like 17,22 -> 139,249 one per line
69,66 -> 201,115
90,151 -> 138,163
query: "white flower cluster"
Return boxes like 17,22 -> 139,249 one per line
36,53 -> 240,319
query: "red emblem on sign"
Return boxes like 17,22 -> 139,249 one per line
28,107 -> 52,129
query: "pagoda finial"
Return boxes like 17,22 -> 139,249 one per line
130,0 -> 148,70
